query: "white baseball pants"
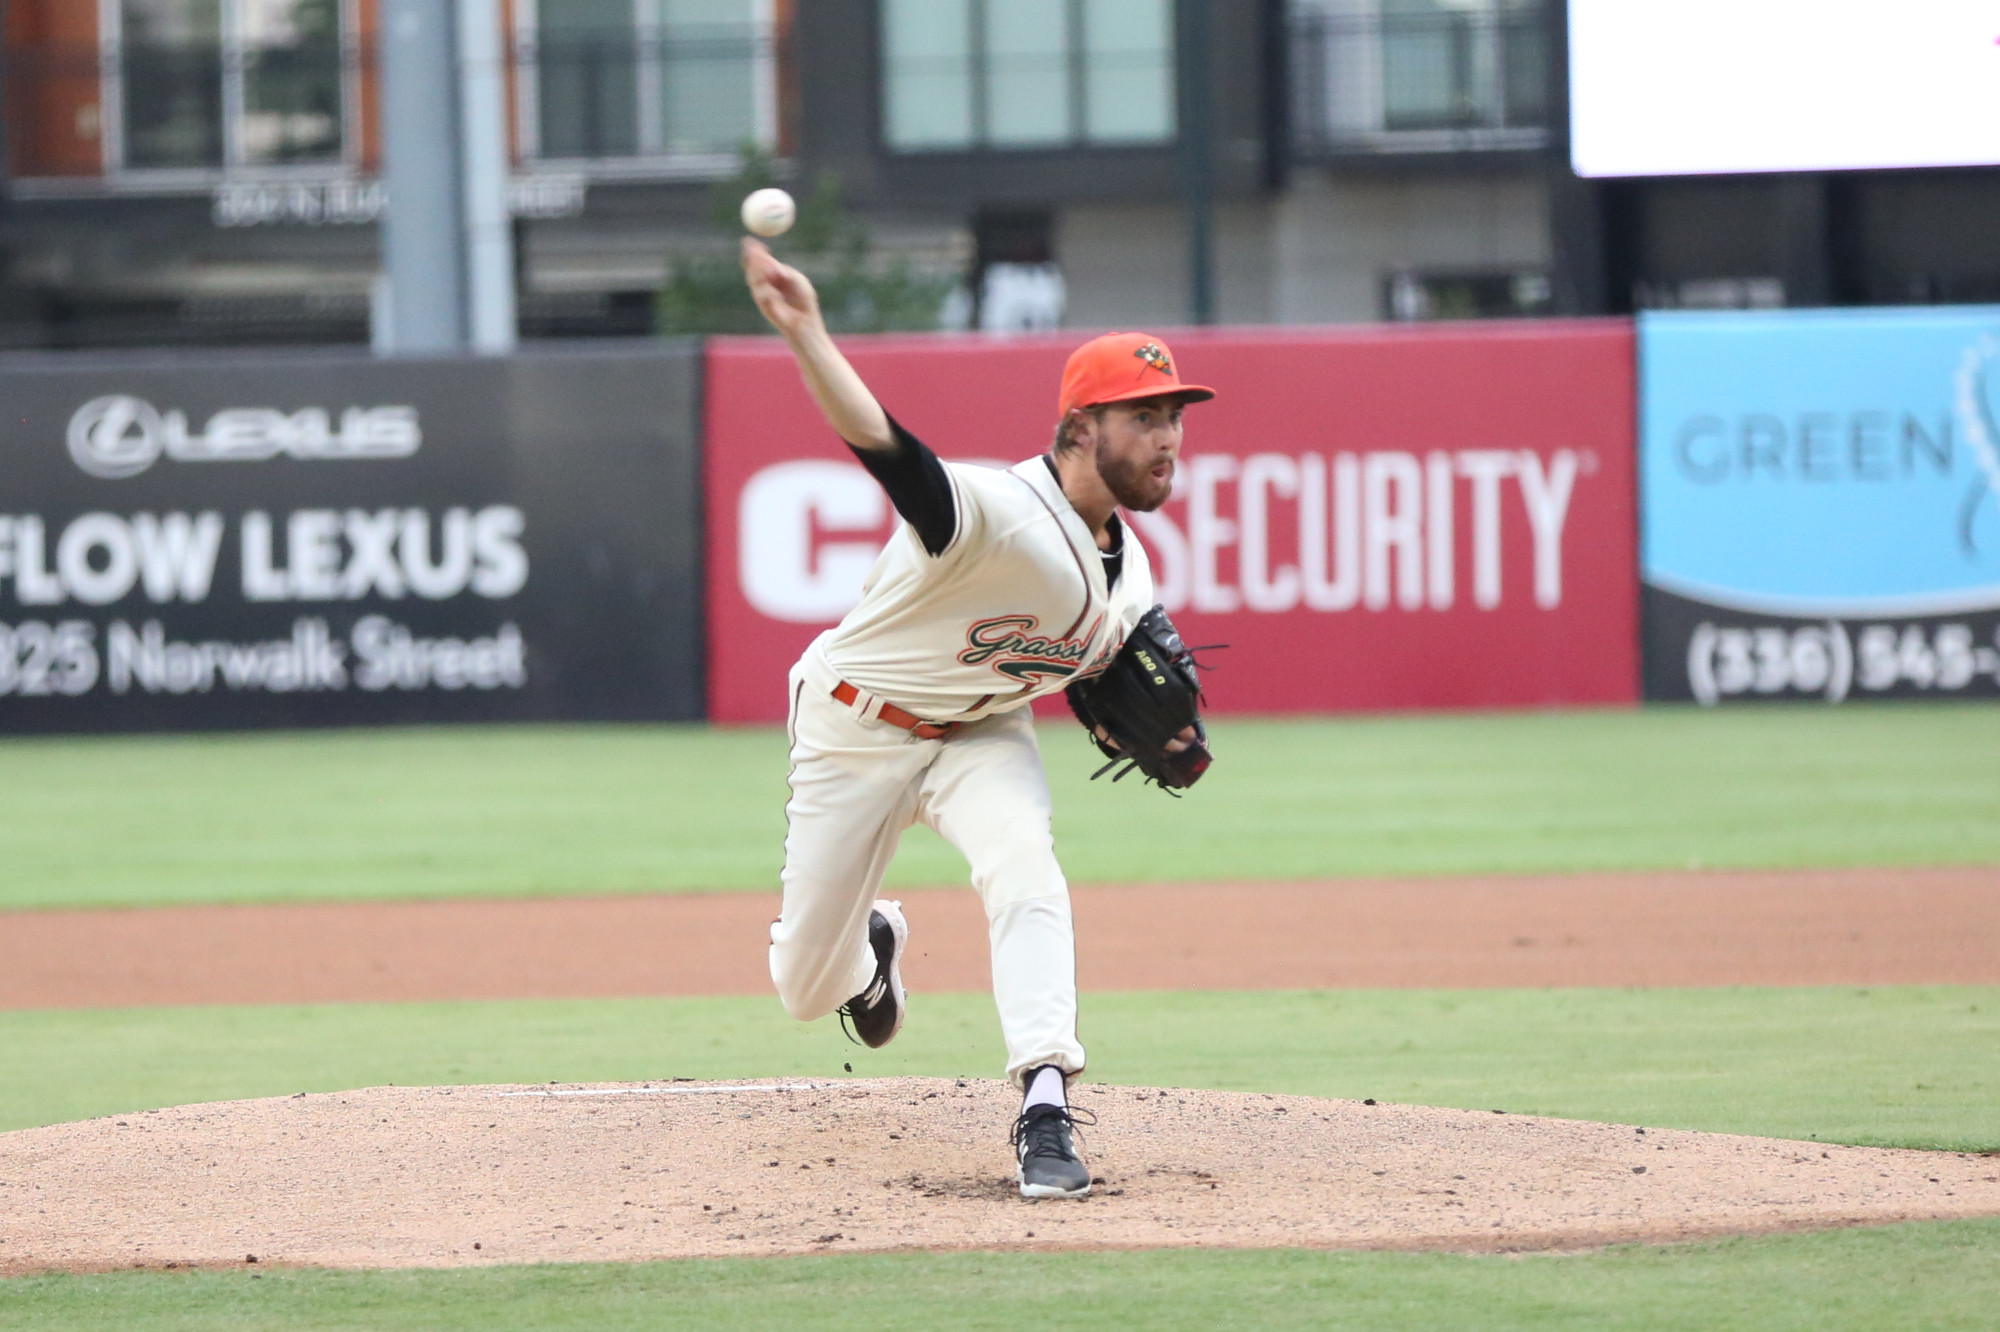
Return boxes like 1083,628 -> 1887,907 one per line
769,640 -> 1086,1089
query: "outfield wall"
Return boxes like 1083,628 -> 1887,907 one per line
0,344 -> 706,731
7,307 -> 1999,732
704,324 -> 1642,722
1639,307 -> 2000,704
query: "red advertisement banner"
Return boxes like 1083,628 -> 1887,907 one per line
705,323 -> 1638,722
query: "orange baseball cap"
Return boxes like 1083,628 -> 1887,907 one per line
1057,332 -> 1215,417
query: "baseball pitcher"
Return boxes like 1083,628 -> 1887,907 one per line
742,237 -> 1214,1198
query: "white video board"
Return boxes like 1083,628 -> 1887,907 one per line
1568,0 -> 2000,177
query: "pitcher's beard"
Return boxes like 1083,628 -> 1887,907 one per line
1096,443 -> 1174,512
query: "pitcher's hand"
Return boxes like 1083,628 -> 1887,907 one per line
742,237 -> 821,341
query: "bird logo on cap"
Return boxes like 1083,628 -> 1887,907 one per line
1133,343 -> 1172,375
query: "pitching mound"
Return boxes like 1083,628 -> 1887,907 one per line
3,1078 -> 1996,1274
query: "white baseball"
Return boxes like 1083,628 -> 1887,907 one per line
740,187 -> 796,238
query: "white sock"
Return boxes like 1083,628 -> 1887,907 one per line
1022,1065 -> 1066,1112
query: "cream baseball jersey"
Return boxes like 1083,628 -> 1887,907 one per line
820,453 -> 1155,723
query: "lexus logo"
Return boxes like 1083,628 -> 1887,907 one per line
68,395 -> 164,479
66,395 -> 423,478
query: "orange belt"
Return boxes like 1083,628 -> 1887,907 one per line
831,680 -> 960,740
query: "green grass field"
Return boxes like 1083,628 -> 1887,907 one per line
13,1223 -> 2000,1332
2,704 -> 1996,909
5,984 -> 1997,1329
4,705 -> 1997,1326
5,986 -> 1994,1146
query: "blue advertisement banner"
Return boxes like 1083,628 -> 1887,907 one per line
1640,306 -> 2000,703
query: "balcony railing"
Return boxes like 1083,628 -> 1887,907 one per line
1290,4 -> 1550,156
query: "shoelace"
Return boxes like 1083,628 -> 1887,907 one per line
1009,1104 -> 1098,1161
835,974 -> 890,1046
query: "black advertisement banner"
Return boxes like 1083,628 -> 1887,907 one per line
0,343 -> 704,731
1644,584 -> 2000,704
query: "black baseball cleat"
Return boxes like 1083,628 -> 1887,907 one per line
836,900 -> 908,1049
1011,1103 -> 1095,1199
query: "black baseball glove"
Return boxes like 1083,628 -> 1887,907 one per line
1064,605 -> 1215,792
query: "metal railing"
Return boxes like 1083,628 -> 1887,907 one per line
1289,4 -> 1550,156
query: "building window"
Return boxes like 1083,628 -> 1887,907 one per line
118,0 -> 223,168
1384,269 -> 1551,321
881,0 -> 1174,153
108,0 -> 353,173
518,0 -> 778,165
238,0 -> 347,164
1291,0 -> 1546,155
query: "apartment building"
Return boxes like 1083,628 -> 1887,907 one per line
1,0 -> 1995,349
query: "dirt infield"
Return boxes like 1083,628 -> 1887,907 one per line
5,866 -> 1997,1273
3,1078 -> 1997,1275
2,866 -> 1996,1010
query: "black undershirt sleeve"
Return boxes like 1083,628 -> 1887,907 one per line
847,415 -> 957,557
1102,513 -> 1126,591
